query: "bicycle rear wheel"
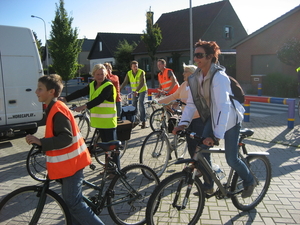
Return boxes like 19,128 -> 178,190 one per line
107,163 -> 160,225
139,130 -> 170,178
149,108 -> 172,131
74,114 -> 90,140
146,171 -> 205,225
0,186 -> 71,224
231,155 -> 272,211
26,145 -> 47,182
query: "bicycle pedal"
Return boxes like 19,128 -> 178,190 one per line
90,164 -> 96,170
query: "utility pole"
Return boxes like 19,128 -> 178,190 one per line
31,15 -> 49,75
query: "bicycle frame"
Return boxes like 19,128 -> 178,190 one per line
82,151 -> 142,215
176,132 -> 270,198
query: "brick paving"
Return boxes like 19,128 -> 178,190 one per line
0,80 -> 299,224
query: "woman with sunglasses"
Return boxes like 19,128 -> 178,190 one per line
174,39 -> 255,198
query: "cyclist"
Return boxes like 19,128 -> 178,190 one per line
158,63 -> 205,159
120,61 -> 148,128
156,58 -> 179,97
25,74 -> 105,225
174,40 -> 255,198
60,64 -> 118,179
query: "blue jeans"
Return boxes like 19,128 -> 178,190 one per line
132,91 -> 146,122
61,169 -> 105,225
186,117 -> 205,158
116,101 -> 121,118
195,117 -> 214,190
224,122 -> 254,187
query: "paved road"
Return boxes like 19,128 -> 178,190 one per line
0,108 -> 299,224
1,80 -> 299,224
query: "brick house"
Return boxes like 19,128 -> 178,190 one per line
232,5 -> 300,90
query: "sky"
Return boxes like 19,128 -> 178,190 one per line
0,0 -> 299,45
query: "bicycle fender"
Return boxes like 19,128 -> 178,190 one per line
174,158 -> 196,165
247,152 -> 269,156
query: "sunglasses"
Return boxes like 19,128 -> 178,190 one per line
194,52 -> 207,59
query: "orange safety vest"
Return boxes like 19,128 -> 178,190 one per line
45,101 -> 91,180
158,68 -> 179,95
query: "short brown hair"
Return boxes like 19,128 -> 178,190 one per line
38,74 -> 63,97
157,58 -> 166,65
194,39 -> 221,63
130,60 -> 138,67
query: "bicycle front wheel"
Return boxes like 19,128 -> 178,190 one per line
146,171 -> 205,225
74,114 -> 90,140
231,155 -> 272,211
174,134 -> 187,159
107,163 -> 160,225
0,186 -> 72,224
139,130 -> 170,178
26,145 -> 47,182
149,108 -> 171,131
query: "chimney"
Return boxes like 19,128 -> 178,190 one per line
147,7 -> 154,25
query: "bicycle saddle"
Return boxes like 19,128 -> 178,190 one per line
239,129 -> 254,137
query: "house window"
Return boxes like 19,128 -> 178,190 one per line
99,42 -> 102,51
224,26 -> 233,39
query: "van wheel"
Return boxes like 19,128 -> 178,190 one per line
25,128 -> 38,134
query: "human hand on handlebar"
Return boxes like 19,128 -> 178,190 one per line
172,125 -> 186,135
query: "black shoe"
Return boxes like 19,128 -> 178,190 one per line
241,183 -> 256,198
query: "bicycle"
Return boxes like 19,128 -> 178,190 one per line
121,92 -> 156,127
139,100 -> 188,178
146,129 -> 272,225
1,142 -> 160,225
26,121 -> 131,180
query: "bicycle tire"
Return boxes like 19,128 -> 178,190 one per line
149,108 -> 172,131
298,101 -> 300,118
74,114 -> 90,140
107,163 -> 160,225
145,102 -> 156,121
139,130 -> 170,178
231,155 -> 272,211
146,171 -> 205,225
26,145 -> 47,182
173,134 -> 188,159
94,140 -> 129,166
0,186 -> 72,224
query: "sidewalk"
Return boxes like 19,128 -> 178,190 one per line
0,80 -> 299,224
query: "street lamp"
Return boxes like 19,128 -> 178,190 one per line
31,15 -> 49,75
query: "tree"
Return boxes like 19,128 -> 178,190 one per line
49,0 -> 83,95
277,37 -> 300,67
114,40 -> 137,73
32,31 -> 43,61
141,11 -> 162,88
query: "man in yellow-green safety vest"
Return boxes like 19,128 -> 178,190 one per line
120,61 -> 148,128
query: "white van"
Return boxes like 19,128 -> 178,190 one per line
0,25 -> 44,137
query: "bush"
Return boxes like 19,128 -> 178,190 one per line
263,73 -> 297,98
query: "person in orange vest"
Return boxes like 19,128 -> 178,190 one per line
157,58 -> 179,97
25,74 -> 105,225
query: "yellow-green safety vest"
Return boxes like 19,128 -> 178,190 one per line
89,81 -> 117,129
127,69 -> 148,93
